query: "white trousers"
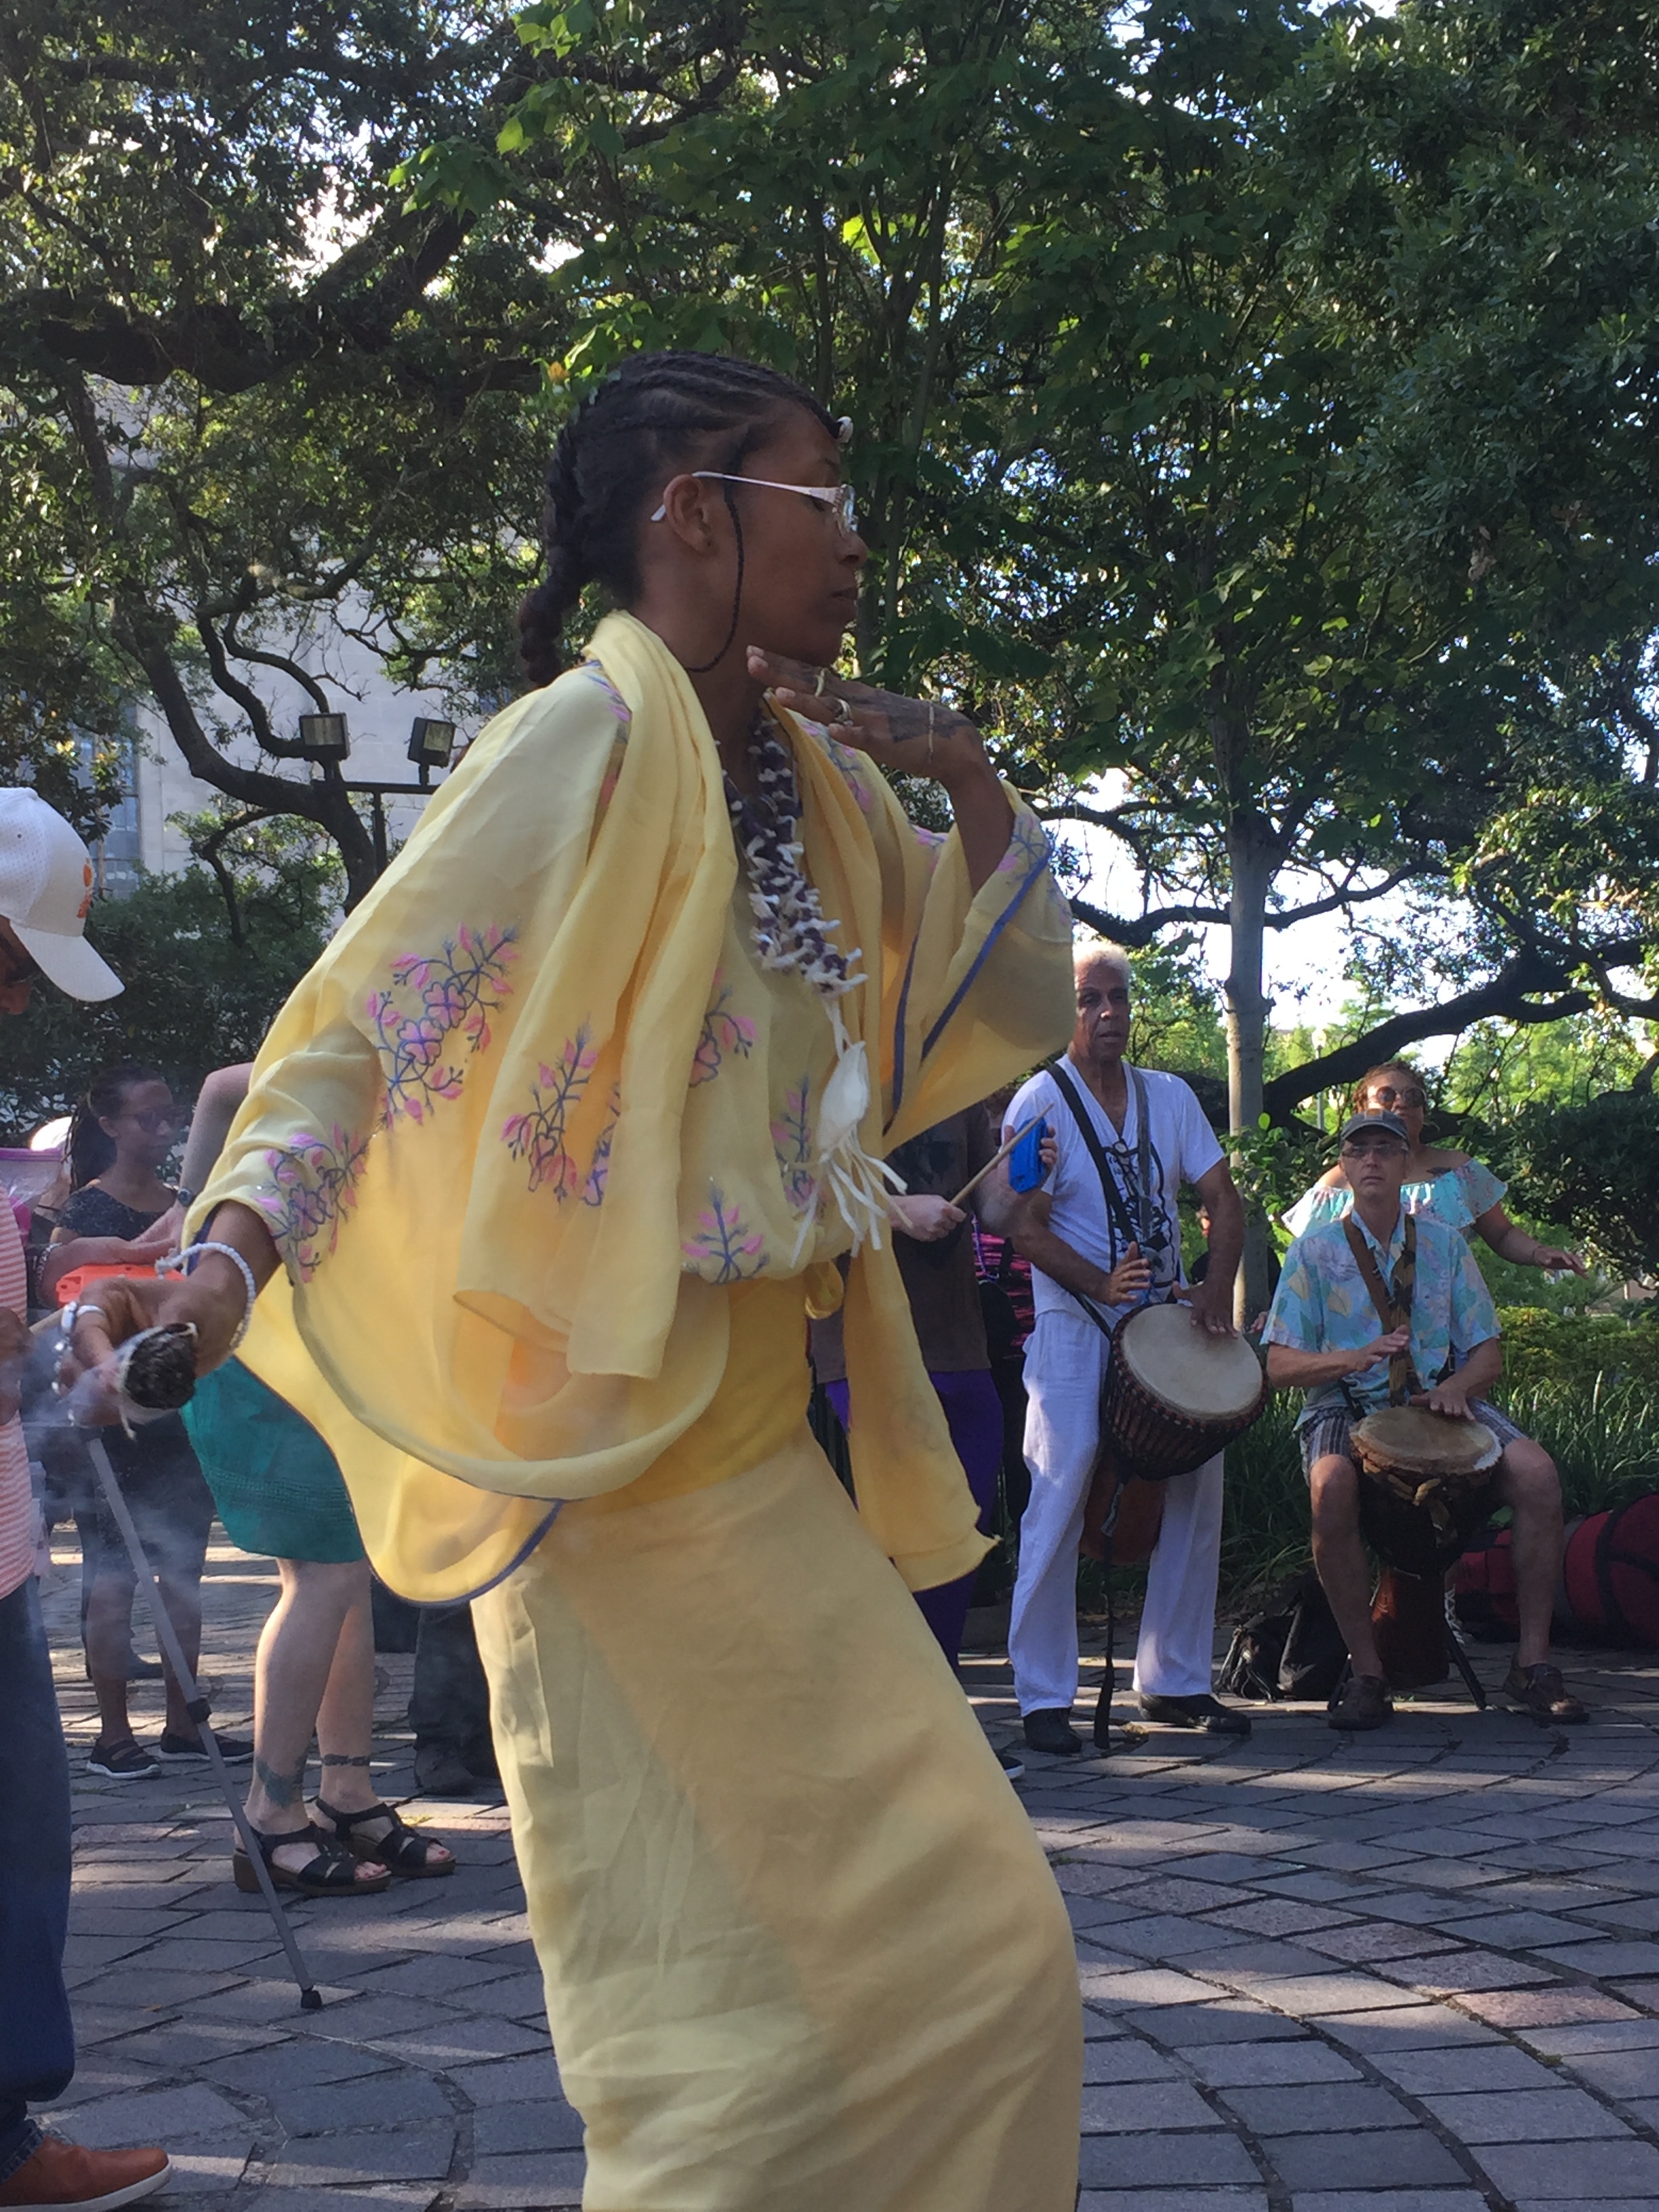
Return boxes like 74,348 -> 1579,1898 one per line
1008,1309 -> 1225,1715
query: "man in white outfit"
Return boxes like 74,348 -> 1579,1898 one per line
1000,942 -> 1249,1758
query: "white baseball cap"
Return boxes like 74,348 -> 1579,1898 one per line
0,789 -> 123,1001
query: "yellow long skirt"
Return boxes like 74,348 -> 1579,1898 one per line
473,1419 -> 1082,2211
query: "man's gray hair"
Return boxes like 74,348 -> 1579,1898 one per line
1072,935 -> 1132,983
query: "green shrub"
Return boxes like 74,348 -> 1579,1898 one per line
1494,1306 -> 1659,1395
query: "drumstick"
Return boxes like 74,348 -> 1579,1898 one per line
949,1118 -> 1044,1210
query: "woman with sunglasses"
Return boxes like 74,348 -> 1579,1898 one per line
47,1066 -> 250,1778
1285,1059 -> 1586,1275
58,352 -> 1081,2209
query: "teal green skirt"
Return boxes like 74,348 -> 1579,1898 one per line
182,1357 -> 365,1564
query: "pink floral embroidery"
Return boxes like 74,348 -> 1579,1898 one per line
256,1125 -> 371,1282
682,1188 -> 766,1284
770,1078 -> 817,1216
582,1084 -> 620,1208
369,926 -> 518,1127
503,1029 -> 598,1197
691,979 -> 757,1087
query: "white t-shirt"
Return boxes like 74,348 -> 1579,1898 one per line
1004,1060 -> 1225,1324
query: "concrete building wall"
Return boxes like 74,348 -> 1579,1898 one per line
117,605 -> 484,884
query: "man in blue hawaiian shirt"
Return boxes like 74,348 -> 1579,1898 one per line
1263,1110 -> 1585,1732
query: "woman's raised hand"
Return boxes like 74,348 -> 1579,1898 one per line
747,649 -> 990,791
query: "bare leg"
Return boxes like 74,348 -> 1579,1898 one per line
1495,1437 -> 1564,1670
154,1563 -> 203,1738
244,1558 -> 384,1881
84,1573 -> 136,1748
314,1589 -> 453,1872
1309,1455 -> 1384,1679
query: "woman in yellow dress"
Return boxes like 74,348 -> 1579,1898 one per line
62,352 -> 1082,2210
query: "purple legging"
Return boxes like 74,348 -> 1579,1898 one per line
825,1367 -> 1003,1673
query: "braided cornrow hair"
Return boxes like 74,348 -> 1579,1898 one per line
518,350 -> 838,686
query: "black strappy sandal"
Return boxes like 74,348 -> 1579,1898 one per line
313,1796 -> 456,1879
232,1820 -> 392,1897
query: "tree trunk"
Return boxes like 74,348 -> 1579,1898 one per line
1224,810 -> 1278,1325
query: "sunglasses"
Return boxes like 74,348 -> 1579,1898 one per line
1368,1086 -> 1426,1109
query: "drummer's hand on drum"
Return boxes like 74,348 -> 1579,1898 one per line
1099,1243 -> 1153,1306
1416,1376 -> 1475,1420
1181,1275 -> 1237,1337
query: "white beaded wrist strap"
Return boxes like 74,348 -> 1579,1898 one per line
158,1240 -> 258,1354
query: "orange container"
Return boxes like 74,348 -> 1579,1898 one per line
53,1261 -> 161,1307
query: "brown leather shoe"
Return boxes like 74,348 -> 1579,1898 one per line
0,2137 -> 170,2209
1328,1673 -> 1393,1731
1504,1662 -> 1588,1724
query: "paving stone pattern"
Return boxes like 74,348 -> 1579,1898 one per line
39,1542 -> 1659,2209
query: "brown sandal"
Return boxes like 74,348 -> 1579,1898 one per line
313,1796 -> 456,1879
233,1820 -> 391,1897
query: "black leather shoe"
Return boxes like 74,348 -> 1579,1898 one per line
1138,1692 -> 1252,1738
1021,1707 -> 1083,1757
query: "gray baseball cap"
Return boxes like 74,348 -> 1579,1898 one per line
1338,1109 -> 1410,1149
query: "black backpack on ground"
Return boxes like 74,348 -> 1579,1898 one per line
1218,1570 -> 1347,1702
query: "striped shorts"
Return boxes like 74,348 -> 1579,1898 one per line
1298,1399 -> 1524,1479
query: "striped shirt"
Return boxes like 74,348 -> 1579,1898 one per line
0,1201 -> 34,1601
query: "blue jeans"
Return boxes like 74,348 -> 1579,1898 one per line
0,1578 -> 75,2181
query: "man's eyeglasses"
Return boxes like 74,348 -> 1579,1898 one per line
1368,1086 -> 1426,1110
1340,1137 -> 1408,1158
651,473 -> 859,536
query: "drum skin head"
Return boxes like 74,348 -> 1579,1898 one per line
1351,1404 -> 1499,1477
1118,1303 -> 1264,1419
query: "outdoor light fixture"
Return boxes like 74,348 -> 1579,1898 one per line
407,716 -> 457,771
298,711 -> 350,761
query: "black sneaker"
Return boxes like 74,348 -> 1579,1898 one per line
1021,1707 -> 1083,1757
1139,1692 -> 1252,1738
996,1746 -> 1026,1782
88,1738 -> 161,1780
158,1729 -> 253,1765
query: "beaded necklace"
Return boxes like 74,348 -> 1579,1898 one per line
721,712 -> 899,1256
722,718 -> 863,1000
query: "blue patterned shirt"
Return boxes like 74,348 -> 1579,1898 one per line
1263,1206 -> 1499,1426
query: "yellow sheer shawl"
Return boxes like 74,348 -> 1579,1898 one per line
198,613 -> 1073,1599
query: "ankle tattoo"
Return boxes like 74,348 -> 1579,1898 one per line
319,1753 -> 371,1767
253,1754 -> 308,1807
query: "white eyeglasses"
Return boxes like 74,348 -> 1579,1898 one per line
651,472 -> 859,535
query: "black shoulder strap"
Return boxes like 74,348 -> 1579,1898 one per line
1046,1059 -> 1141,1254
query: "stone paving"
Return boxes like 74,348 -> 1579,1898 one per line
37,1534 -> 1659,2211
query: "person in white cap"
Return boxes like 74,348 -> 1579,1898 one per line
0,790 -> 171,2210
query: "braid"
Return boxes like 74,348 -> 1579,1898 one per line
516,350 -> 838,685
68,1061 -> 164,1189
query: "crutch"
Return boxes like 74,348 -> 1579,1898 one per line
83,1435 -> 323,2011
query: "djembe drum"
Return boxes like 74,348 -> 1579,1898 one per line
1080,1303 -> 1267,1744
1349,1404 -> 1501,1690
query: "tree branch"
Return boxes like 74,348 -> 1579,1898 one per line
1258,943 -> 1656,1118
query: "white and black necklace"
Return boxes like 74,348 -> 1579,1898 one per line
722,716 -> 863,1001
720,713 -> 901,1256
